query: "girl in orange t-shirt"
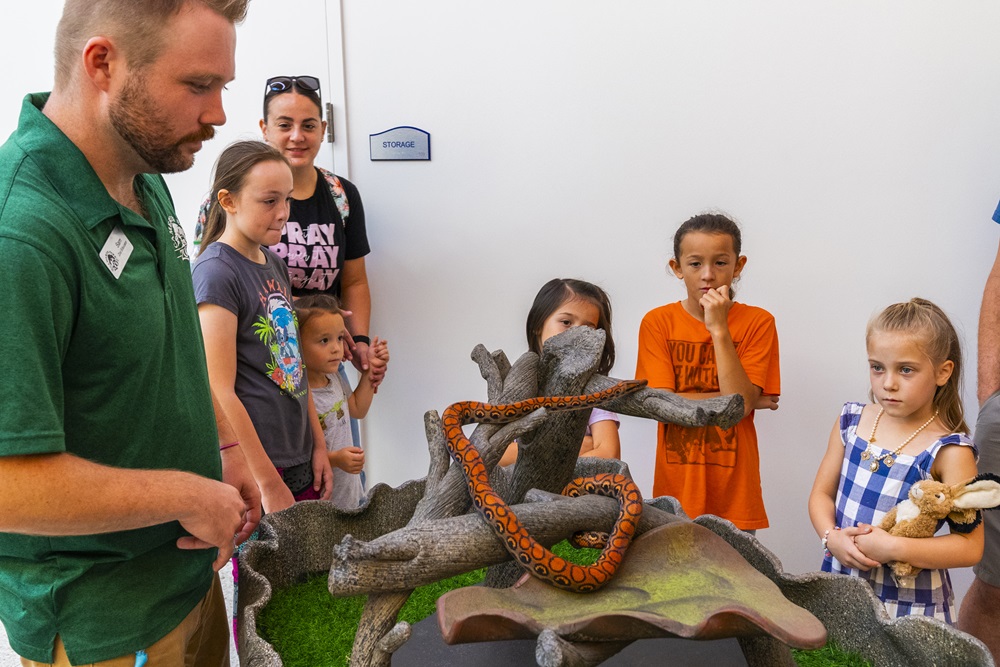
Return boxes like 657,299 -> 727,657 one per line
635,213 -> 780,531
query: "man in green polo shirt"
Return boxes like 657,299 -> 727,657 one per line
0,1 -> 261,664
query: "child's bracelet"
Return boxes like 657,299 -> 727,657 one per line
220,441 -> 240,451
821,527 -> 839,557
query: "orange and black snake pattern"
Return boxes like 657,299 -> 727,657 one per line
442,379 -> 646,592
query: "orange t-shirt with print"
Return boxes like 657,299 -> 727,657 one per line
635,301 -> 780,530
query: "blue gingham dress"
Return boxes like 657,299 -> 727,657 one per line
821,402 -> 976,622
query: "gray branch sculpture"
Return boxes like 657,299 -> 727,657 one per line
330,326 -> 743,667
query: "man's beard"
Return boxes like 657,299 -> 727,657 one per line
109,73 -> 216,174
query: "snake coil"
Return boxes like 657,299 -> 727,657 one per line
442,379 -> 646,592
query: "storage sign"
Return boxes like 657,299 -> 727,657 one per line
369,126 -> 431,161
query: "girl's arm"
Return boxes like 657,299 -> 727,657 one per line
198,303 -> 295,514
855,443 -> 983,569
499,442 -> 518,467
328,447 -> 365,474
211,389 -> 261,545
808,416 -> 880,570
346,373 -> 375,420
347,338 -> 388,419
701,286 -> 761,418
306,388 -> 334,500
579,420 -> 621,458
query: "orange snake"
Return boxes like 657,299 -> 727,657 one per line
442,380 -> 646,592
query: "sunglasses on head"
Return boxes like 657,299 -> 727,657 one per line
264,75 -> 321,97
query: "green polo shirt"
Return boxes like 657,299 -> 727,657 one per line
0,93 -> 221,664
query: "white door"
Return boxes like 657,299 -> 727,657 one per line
162,0 -> 347,236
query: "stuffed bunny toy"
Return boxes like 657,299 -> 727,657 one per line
879,473 -> 1000,579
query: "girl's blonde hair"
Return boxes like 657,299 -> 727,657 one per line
866,298 -> 968,433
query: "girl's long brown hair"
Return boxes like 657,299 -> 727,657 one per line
197,140 -> 289,256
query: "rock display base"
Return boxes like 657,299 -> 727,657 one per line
237,332 -> 995,667
238,486 -> 994,667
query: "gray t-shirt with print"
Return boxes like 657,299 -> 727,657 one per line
192,242 -> 311,468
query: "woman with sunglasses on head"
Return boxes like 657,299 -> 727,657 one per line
195,74 -> 383,398
195,76 -> 380,497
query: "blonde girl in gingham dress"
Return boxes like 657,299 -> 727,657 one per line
820,402 -> 975,621
809,299 -> 982,623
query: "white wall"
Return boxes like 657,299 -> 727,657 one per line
338,0 -> 1000,595
5,0 -> 1000,613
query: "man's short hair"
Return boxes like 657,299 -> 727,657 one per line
54,0 -> 249,88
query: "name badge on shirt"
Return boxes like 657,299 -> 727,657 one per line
100,225 -> 133,279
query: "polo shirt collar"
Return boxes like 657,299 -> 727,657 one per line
15,92 -> 153,231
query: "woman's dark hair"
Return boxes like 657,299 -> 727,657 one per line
526,278 -> 615,374
294,293 -> 342,333
263,81 -> 323,122
197,140 -> 289,255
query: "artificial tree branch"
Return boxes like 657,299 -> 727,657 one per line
329,495 -> 683,596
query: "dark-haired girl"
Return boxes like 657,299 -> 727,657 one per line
500,278 -> 621,465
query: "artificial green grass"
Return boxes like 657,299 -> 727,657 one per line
792,642 -> 872,667
257,566 -> 488,667
256,540 -> 598,666
256,540 -> 864,666
257,576 -> 365,667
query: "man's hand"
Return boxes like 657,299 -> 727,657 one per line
175,475 -> 247,571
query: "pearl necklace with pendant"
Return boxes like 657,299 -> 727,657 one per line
860,407 -> 939,473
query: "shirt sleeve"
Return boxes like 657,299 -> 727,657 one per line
191,251 -> 242,315
588,408 -> 620,427
737,310 -> 780,395
635,310 -> 677,391
0,237 -> 72,455
338,177 -> 371,261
